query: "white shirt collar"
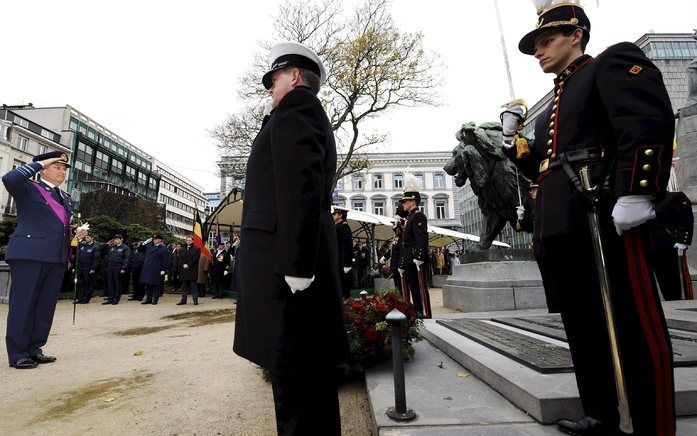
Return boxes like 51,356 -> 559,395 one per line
42,179 -> 57,189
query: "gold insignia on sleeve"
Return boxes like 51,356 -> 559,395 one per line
629,65 -> 643,75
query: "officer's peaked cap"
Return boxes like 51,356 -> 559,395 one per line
519,1 -> 590,55
262,41 -> 327,90
153,234 -> 164,240
33,151 -> 71,167
113,233 -> 124,239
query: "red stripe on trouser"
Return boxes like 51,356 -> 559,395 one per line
400,275 -> 411,304
624,232 -> 675,436
681,255 -> 694,300
418,267 -> 432,319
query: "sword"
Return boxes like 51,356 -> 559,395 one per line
579,166 -> 633,434
72,213 -> 81,328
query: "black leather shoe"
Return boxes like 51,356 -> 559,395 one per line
152,300 -> 158,305
9,358 -> 38,369
142,300 -> 152,305
557,417 -> 613,435
102,301 -> 113,305
31,354 -> 56,364
176,300 -> 186,305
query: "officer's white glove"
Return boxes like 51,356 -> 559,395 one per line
343,267 -> 351,273
675,243 -> 689,257
413,259 -> 423,272
285,275 -> 315,294
160,271 -> 165,276
516,206 -> 525,221
612,195 -> 656,235
143,238 -> 153,245
500,102 -> 526,147
224,270 -> 229,276
397,268 -> 405,276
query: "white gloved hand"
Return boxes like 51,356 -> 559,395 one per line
285,275 -> 315,294
224,270 -> 229,276
143,238 -> 153,245
160,271 -> 165,276
263,99 -> 273,116
500,102 -> 526,146
675,243 -> 689,257
516,207 -> 525,221
413,260 -> 424,266
397,268 -> 405,276
343,267 -> 351,273
611,195 -> 656,235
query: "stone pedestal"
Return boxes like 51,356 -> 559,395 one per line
442,261 -> 547,312
677,103 -> 697,271
0,262 -> 10,304
431,275 -> 449,288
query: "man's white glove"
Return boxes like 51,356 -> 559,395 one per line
343,267 -> 351,274
611,195 -> 656,235
160,271 -> 165,276
143,238 -> 153,245
397,268 -> 405,276
516,206 -> 525,221
500,102 -> 526,148
224,270 -> 229,276
675,243 -> 689,257
413,259 -> 423,271
285,275 -> 315,294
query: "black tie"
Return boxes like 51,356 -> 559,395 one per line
53,187 -> 64,205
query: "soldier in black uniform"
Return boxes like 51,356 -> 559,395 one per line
128,240 -> 146,301
333,208 -> 353,299
652,191 -> 694,300
76,233 -> 100,304
103,233 -> 131,305
502,3 -> 676,435
398,185 -> 431,318
391,205 -> 408,296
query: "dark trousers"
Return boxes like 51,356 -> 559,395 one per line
269,370 -> 341,436
392,270 -> 402,294
404,263 -> 431,317
212,275 -> 225,298
76,267 -> 94,302
340,270 -> 352,299
145,283 -> 162,302
105,266 -> 123,303
539,223 -> 675,436
5,260 -> 64,363
181,280 -> 198,301
653,247 -> 692,301
131,267 -> 145,299
121,267 -> 131,295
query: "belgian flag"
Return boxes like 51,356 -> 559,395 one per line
193,210 -> 214,261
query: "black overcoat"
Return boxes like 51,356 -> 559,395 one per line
336,221 -> 353,270
233,85 -> 349,374
178,245 -> 200,281
140,243 -> 171,285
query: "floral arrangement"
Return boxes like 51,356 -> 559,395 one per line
343,290 -> 422,369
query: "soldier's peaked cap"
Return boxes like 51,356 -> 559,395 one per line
33,151 -> 71,167
262,41 -> 327,90
518,1 -> 590,55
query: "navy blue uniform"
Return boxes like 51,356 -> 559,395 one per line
76,241 -> 100,303
506,44 -> 675,435
130,245 -> 146,300
2,162 -> 73,364
105,243 -> 131,304
399,209 -> 430,318
140,243 -> 171,303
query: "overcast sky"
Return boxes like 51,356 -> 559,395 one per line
2,0 -> 696,192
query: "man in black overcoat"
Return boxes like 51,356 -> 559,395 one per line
333,208 -> 353,299
139,235 -> 171,305
651,191 -> 694,300
210,243 -> 230,299
502,3 -> 676,434
177,236 -> 200,305
233,41 -> 349,436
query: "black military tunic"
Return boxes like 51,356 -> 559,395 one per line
76,241 -> 100,303
652,191 -> 694,300
336,220 -> 353,298
506,43 -> 675,435
399,208 -> 431,318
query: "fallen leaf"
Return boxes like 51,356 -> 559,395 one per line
103,397 -> 115,403
134,350 -> 144,356
456,371 -> 470,379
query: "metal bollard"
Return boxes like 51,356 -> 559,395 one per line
385,309 -> 416,421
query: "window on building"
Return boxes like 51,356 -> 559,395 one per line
352,175 -> 364,190
335,197 -> 346,208
352,198 -> 365,211
69,118 -> 79,131
336,178 -> 344,190
38,145 -> 48,155
393,173 -> 403,189
149,177 -> 158,190
94,151 -> 109,178
415,173 -> 425,187
373,200 -> 385,215
435,196 -> 448,219
40,129 -> 54,140
75,160 -> 92,174
14,116 -> 29,128
373,173 -> 383,189
392,195 -> 403,215
125,165 -> 137,180
0,122 -> 10,141
138,172 -> 148,187
77,142 -> 94,162
111,159 -> 123,174
87,128 -> 96,140
17,135 -> 28,151
434,172 -> 445,188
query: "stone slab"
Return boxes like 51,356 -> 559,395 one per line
493,315 -> 697,367
366,340 -> 535,431
437,319 -> 573,374
422,317 -> 697,424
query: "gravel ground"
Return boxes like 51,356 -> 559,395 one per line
0,295 -> 375,436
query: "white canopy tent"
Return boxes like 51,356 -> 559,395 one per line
204,188 -> 510,249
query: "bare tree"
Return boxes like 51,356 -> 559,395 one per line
212,0 -> 441,188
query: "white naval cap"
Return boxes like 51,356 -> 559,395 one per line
262,41 -> 327,90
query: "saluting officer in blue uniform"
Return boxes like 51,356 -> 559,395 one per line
2,151 -> 86,369
103,233 -> 131,305
76,232 -> 100,304
139,234 -> 171,305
